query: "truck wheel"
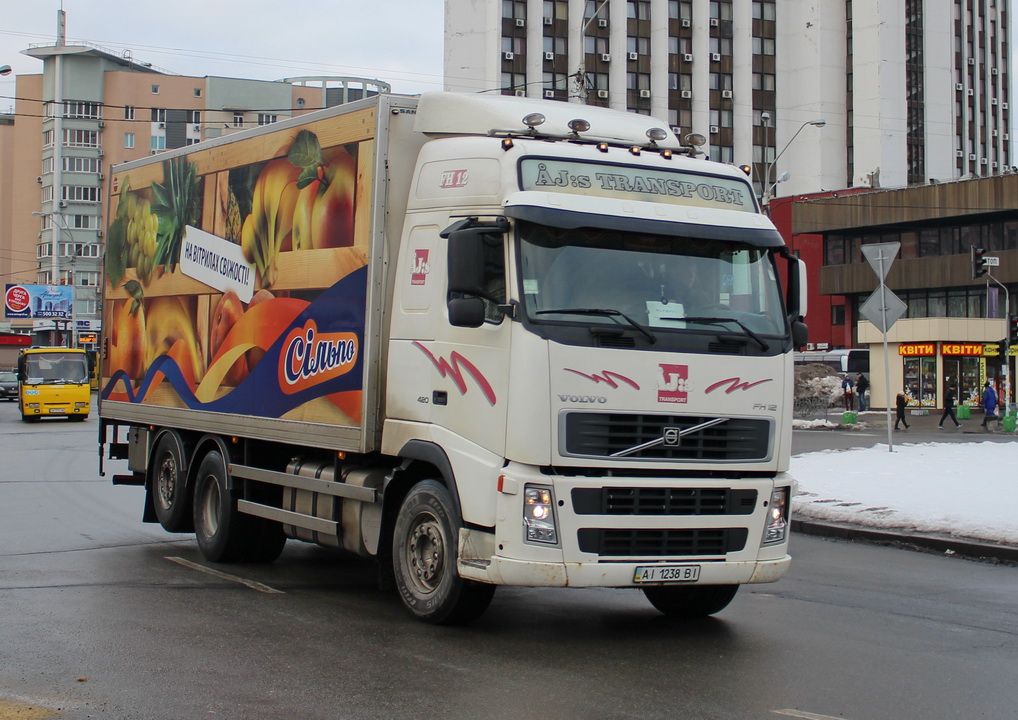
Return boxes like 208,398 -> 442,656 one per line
152,434 -> 191,532
244,517 -> 286,563
642,584 -> 739,618
192,450 -> 248,563
393,480 -> 495,625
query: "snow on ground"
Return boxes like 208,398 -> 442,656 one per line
790,442 -> 1018,547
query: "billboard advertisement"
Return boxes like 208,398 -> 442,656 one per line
5,284 -> 74,320
101,107 -> 374,430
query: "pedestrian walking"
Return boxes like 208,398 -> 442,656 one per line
856,373 -> 869,412
980,381 -> 998,430
842,374 -> 855,411
894,392 -> 910,430
938,385 -> 961,428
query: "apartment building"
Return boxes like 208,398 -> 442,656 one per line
0,37 -> 387,344
444,0 -> 1011,199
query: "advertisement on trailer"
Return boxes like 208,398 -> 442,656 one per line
101,109 -> 375,429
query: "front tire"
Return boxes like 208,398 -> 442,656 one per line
642,584 -> 739,618
393,480 -> 495,625
152,433 -> 191,532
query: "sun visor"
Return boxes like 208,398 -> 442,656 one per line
503,203 -> 786,247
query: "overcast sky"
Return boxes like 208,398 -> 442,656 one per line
0,0 -> 447,109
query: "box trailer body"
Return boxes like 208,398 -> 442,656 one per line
99,92 -> 807,624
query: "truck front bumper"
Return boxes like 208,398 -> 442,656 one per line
455,463 -> 794,589
459,552 -> 790,588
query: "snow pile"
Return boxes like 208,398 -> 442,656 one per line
790,442 -> 1018,547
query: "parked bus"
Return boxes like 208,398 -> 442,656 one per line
17,347 -> 92,421
794,349 -> 870,374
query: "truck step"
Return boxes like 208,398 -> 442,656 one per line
237,499 -> 339,536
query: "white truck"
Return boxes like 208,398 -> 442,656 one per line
99,92 -> 808,624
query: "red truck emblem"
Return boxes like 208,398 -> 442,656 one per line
704,377 -> 774,394
414,342 -> 496,406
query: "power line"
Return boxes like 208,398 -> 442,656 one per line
0,28 -> 449,90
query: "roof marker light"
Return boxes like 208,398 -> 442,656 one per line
502,138 -> 515,151
629,146 -> 641,156
596,142 -> 609,153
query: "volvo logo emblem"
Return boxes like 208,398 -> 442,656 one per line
663,427 -> 680,445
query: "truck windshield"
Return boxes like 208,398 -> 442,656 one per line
23,353 -> 89,385
517,221 -> 788,351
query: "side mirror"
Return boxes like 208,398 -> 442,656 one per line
17,354 -> 26,383
794,257 -> 808,318
791,320 -> 809,348
447,229 -> 488,295
448,297 -> 485,328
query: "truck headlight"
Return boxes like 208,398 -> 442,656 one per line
524,485 -> 558,544
75,402 -> 89,408
763,486 -> 789,545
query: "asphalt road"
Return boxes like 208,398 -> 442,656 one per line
1,399 -> 1017,719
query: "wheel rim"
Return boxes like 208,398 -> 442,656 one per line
197,475 -> 221,539
405,511 -> 446,595
155,454 -> 177,511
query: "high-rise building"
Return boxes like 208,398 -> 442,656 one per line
0,29 -> 388,343
444,0 -> 1011,199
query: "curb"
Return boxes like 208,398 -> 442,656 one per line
792,518 -> 1018,564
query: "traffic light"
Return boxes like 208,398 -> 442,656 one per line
1009,316 -> 1018,345
971,246 -> 987,279
999,340 -> 1009,357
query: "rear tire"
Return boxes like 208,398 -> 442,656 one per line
152,433 -> 191,532
244,515 -> 287,563
192,450 -> 247,563
642,584 -> 739,618
393,480 -> 495,625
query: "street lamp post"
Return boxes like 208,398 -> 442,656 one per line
31,210 -> 83,346
762,118 -> 826,212
32,210 -> 63,344
571,0 -> 612,102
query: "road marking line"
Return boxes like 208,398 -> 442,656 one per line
774,711 -> 849,720
166,556 -> 285,594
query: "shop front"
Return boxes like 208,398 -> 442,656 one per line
898,342 -> 1012,409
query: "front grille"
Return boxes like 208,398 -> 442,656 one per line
572,487 -> 757,516
564,413 -> 771,461
577,528 -> 749,557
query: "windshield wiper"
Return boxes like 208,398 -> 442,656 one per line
536,308 -> 657,344
664,315 -> 770,351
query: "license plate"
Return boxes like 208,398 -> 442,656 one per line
633,564 -> 700,583
50,408 -> 65,413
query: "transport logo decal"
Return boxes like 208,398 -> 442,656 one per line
411,249 -> 430,286
564,368 -> 640,390
657,364 -> 688,404
704,377 -> 774,394
413,341 -> 496,406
